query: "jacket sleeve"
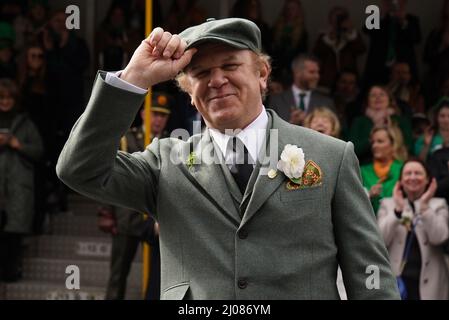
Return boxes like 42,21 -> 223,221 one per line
56,71 -> 159,217
332,142 -> 400,299
416,199 -> 449,245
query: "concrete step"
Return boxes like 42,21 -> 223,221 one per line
50,214 -> 103,237
22,257 -> 142,288
26,235 -> 109,261
25,235 -> 143,262
2,280 -> 142,300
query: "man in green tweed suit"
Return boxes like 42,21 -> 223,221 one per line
57,18 -> 400,299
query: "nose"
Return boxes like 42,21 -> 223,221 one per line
208,68 -> 228,88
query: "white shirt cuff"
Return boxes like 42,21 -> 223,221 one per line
105,71 -> 148,95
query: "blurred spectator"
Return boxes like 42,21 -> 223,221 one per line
363,0 -> 421,87
0,78 -> 43,282
164,0 -> 205,34
17,43 -> 53,233
109,0 -> 163,64
361,125 -> 408,214
0,0 -> 26,24
332,70 -> 362,136
271,0 -> 308,79
423,0 -> 449,107
303,106 -> 341,138
268,54 -> 334,126
349,85 -> 413,164
378,159 -> 449,300
0,22 -> 16,79
43,9 -> 90,212
98,93 -> 171,300
28,0 -> 49,30
267,73 -> 286,98
387,61 -> 425,115
414,98 -> 449,161
96,4 -> 130,71
230,0 -> 272,53
0,0 -> 28,51
411,113 -> 430,144
313,6 -> 366,91
428,132 -> 449,205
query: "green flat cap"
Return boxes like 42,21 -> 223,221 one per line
179,18 -> 261,52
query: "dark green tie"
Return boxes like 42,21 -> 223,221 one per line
230,137 -> 253,195
298,93 -> 306,111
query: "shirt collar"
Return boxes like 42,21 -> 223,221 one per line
292,84 -> 311,97
209,106 -> 268,164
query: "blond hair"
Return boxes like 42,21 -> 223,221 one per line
370,125 -> 408,162
303,107 -> 341,138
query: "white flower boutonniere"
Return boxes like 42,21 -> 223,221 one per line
400,210 -> 414,231
276,144 -> 305,185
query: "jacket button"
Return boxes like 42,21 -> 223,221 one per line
423,279 -> 428,284
425,261 -> 430,267
238,279 -> 248,289
239,229 -> 248,239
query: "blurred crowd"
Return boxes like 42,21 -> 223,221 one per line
0,0 -> 449,300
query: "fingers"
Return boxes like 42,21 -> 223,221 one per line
153,31 -> 172,56
173,39 -> 187,59
147,27 -> 164,47
173,48 -> 197,71
163,34 -> 181,58
146,28 -> 189,60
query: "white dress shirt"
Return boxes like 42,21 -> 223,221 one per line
292,84 -> 311,112
209,109 -> 268,168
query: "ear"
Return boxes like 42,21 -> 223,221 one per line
258,60 -> 270,92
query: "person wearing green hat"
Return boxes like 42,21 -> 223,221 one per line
57,18 -> 399,299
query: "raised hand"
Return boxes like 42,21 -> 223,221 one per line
392,182 -> 406,212
121,27 -> 197,89
419,178 -> 437,210
369,183 -> 383,199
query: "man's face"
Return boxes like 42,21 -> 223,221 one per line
0,92 -> 14,112
336,73 -> 357,96
185,44 -> 268,131
151,111 -> 169,136
294,61 -> 320,91
391,63 -> 411,84
50,12 -> 67,34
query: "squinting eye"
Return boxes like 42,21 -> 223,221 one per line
223,64 -> 238,71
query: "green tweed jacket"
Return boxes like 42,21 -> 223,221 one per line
56,72 -> 400,300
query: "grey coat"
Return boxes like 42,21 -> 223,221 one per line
267,89 -> 335,122
0,113 -> 43,234
57,72 -> 399,300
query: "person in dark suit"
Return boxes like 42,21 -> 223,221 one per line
57,18 -> 399,299
267,54 -> 335,126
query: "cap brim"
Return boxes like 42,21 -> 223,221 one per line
151,107 -> 171,114
185,36 -> 254,51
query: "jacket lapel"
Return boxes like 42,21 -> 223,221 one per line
180,129 -> 241,224
241,111 -> 290,225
